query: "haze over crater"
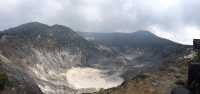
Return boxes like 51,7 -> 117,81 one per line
66,67 -> 124,90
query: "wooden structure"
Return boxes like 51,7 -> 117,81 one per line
188,39 -> 200,94
193,39 -> 200,50
188,63 -> 200,85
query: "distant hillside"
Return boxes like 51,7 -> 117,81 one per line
80,31 -> 191,62
79,31 -> 192,79
79,31 -> 190,52
1,22 -> 94,51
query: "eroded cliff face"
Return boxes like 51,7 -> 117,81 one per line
25,49 -> 82,94
26,49 -> 124,94
0,54 -> 43,94
0,48 -> 124,94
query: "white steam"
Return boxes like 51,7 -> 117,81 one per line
66,67 -> 124,90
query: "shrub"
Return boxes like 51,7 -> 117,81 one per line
0,72 -> 8,90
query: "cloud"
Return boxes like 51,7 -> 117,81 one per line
150,24 -> 200,45
0,0 -> 199,44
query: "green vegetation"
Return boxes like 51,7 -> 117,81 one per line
95,88 -> 105,94
132,74 -> 149,80
193,51 -> 200,62
0,72 -> 8,90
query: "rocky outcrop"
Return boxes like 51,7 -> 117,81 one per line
0,56 -> 43,94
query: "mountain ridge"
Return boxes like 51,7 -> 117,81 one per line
0,22 -> 192,94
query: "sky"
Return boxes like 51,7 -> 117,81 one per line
0,0 -> 200,45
